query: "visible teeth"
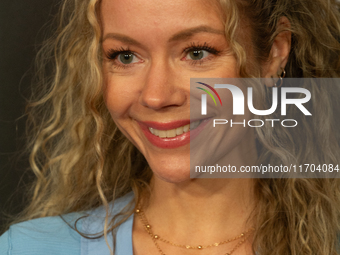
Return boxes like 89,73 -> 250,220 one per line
148,120 -> 202,138
176,126 -> 184,135
166,129 -> 177,138
190,120 -> 200,130
158,130 -> 167,138
183,124 -> 189,133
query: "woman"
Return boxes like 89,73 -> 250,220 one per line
1,0 -> 340,254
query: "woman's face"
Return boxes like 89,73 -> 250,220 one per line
101,0 -> 254,182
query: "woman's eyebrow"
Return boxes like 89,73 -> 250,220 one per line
101,33 -> 143,46
168,25 -> 225,42
102,26 -> 224,45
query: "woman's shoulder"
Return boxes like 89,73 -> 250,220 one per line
0,212 -> 83,255
0,192 -> 135,255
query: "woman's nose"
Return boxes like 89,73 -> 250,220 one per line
139,58 -> 187,110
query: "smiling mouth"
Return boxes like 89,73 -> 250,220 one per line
137,118 -> 211,149
148,120 -> 202,138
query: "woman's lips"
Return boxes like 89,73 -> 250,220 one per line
137,118 -> 211,149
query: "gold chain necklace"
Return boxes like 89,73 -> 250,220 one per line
136,208 -> 254,255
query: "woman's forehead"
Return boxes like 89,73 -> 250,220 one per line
100,0 -> 225,38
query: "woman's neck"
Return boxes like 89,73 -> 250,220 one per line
141,177 -> 256,246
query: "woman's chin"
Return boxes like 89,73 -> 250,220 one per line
151,165 -> 191,184
144,153 -> 191,183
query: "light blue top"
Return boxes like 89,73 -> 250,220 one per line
0,192 -> 135,255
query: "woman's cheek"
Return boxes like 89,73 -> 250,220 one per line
104,75 -> 141,118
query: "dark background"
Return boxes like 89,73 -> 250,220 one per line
0,0 -> 59,232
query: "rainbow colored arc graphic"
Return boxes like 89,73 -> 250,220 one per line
196,82 -> 223,106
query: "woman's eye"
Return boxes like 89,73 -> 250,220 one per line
187,49 -> 210,60
118,53 -> 138,64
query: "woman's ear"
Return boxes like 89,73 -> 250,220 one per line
263,16 -> 291,87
